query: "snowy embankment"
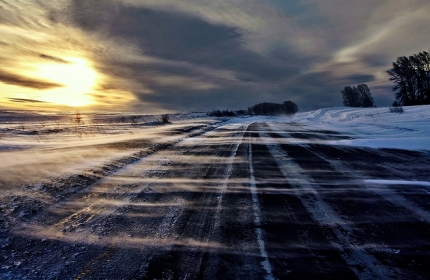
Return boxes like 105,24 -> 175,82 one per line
293,105 -> 430,151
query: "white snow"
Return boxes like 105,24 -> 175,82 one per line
1,107 -> 429,278
0,110 -> 216,189
0,105 -> 429,191
292,105 -> 430,151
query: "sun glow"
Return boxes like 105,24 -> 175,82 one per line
36,57 -> 98,107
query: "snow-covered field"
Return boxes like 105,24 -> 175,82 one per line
0,111 -> 211,189
293,105 -> 430,151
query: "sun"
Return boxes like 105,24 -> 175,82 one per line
36,57 -> 98,107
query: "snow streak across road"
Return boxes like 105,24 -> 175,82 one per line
2,119 -> 430,279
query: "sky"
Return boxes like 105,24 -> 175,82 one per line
0,0 -> 429,113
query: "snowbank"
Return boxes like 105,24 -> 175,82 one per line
292,105 -> 430,151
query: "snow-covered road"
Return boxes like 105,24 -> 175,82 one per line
1,108 -> 430,279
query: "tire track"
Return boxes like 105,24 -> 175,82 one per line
64,129 -> 233,279
4,119 -> 427,279
305,145 -> 430,223
262,127 -> 430,278
4,122 -> 228,279
2,121 -> 224,233
248,126 -> 357,279
259,131 -> 399,280
62,124 -> 247,279
172,124 -> 248,279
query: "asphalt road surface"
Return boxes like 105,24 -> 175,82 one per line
1,120 -> 430,279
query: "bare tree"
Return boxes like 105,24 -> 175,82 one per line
341,84 -> 374,107
356,84 -> 374,107
387,50 -> 430,106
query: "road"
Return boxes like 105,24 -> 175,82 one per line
1,120 -> 430,279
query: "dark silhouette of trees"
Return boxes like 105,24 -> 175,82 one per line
235,110 -> 248,115
341,84 -> 374,107
387,50 -> 430,106
341,86 -> 359,107
248,100 -> 298,115
161,114 -> 170,123
207,100 -> 298,117
356,84 -> 374,107
207,110 -> 236,117
283,100 -> 299,114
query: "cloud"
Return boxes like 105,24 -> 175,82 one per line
133,84 -> 268,112
341,74 -> 376,84
1,0 -> 430,111
0,69 -> 63,90
58,2 -> 302,110
69,3 -> 295,82
39,54 -> 71,64
69,0 -> 427,111
8,98 -> 48,103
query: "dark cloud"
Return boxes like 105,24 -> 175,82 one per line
356,54 -> 392,68
279,70 -> 377,111
109,7 -> 241,62
267,0 -> 323,28
291,71 -> 334,88
284,81 -> 343,111
340,73 -> 376,84
55,1 -> 311,111
291,71 -> 375,88
265,42 -> 326,67
39,54 -> 71,64
134,84 -> 266,112
8,98 -> 48,103
371,84 -> 395,106
372,84 -> 393,91
68,0 -> 119,31
0,69 -> 63,89
69,2 -> 295,84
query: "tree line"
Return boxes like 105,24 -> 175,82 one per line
248,100 -> 298,115
387,50 -> 430,106
207,109 -> 237,117
207,100 -> 298,117
341,83 -> 375,107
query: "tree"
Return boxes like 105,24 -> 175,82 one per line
341,86 -> 358,107
283,100 -> 299,114
161,114 -> 170,123
248,100 -> 298,115
207,109 -> 236,117
208,100 -> 299,117
356,84 -> 374,107
341,84 -> 374,107
387,50 -> 430,106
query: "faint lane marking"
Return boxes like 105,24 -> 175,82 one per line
248,139 -> 275,280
